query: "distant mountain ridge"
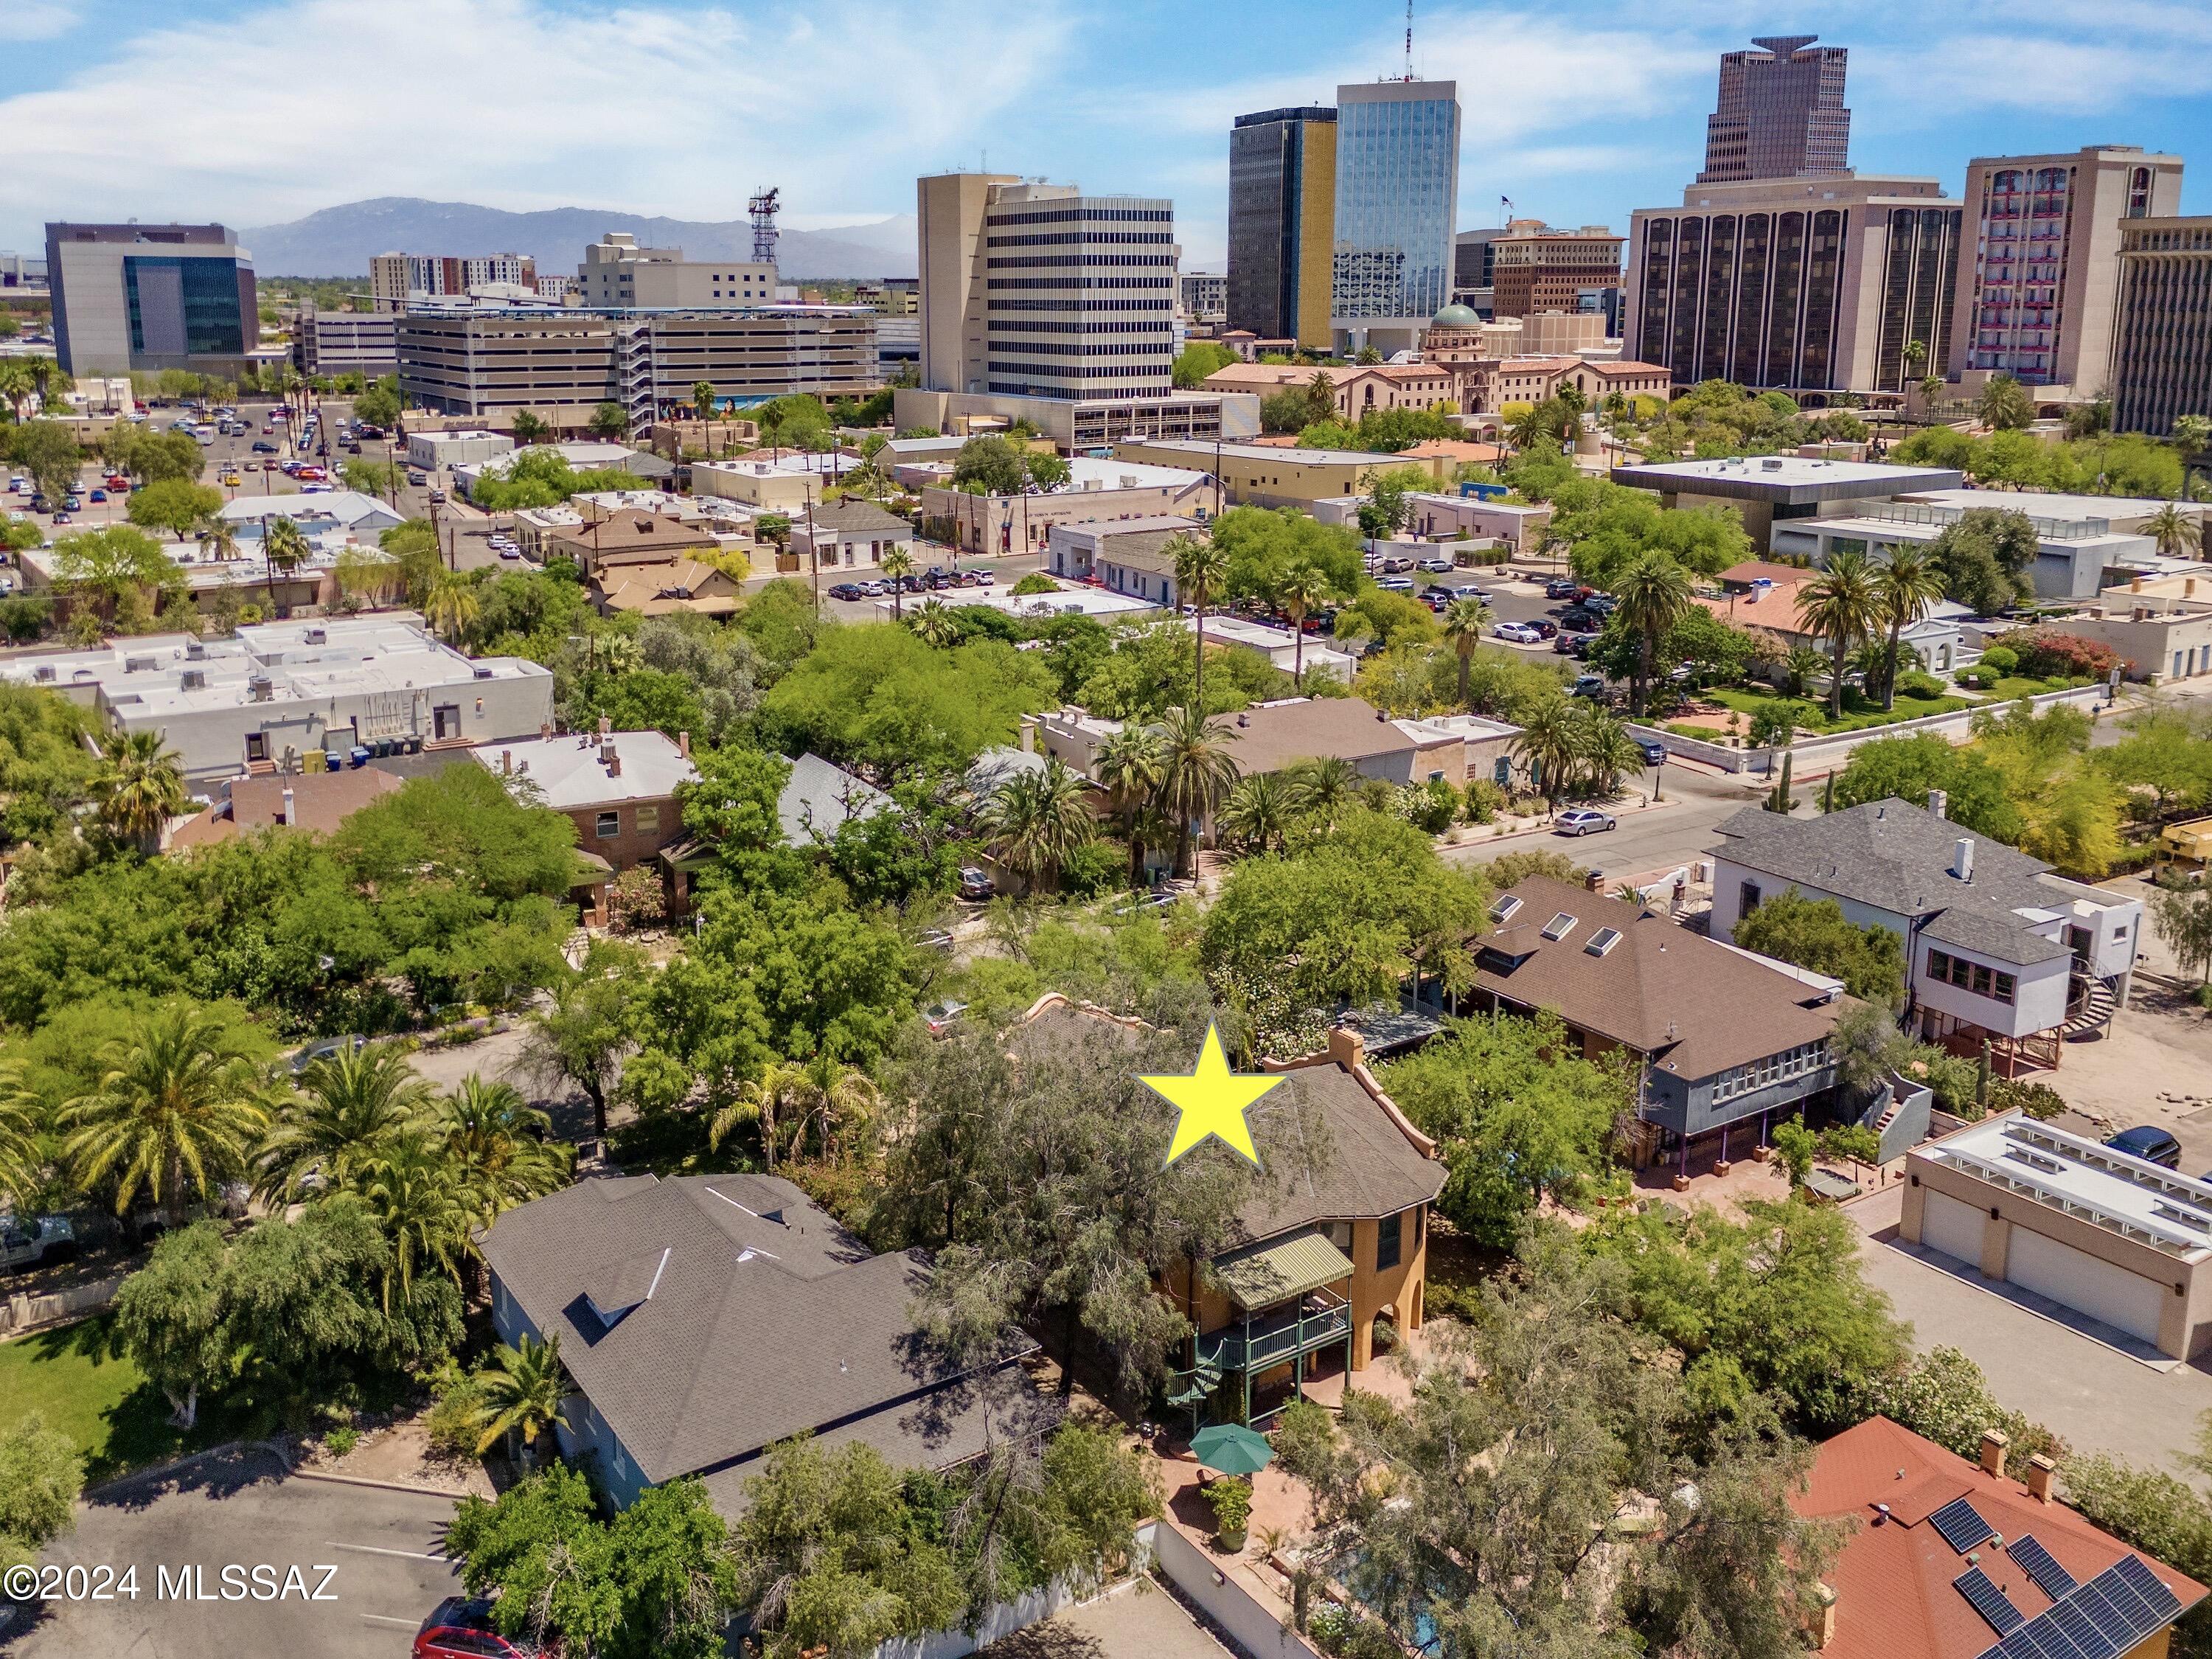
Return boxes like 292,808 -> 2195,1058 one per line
237,197 -> 918,281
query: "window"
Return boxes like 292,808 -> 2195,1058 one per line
635,804 -> 660,835
595,810 -> 620,839
1739,880 -> 1761,916
1413,1204 -> 1425,1250
1377,1212 -> 1402,1271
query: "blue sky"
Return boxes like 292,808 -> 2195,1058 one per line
4,0 -> 2211,266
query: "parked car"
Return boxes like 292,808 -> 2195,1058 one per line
1555,808 -> 1617,837
958,866 -> 995,901
1557,605 -> 1603,633
827,582 -> 863,600
88,488 -> 106,502
1375,575 -> 1416,594
1569,674 -> 1609,699
1524,618 -> 1558,639
1416,556 -> 1455,574
291,1034 -> 368,1074
408,470 -> 429,487
1545,577 -> 1582,599
104,473 -> 131,489
922,999 -> 970,1036
917,928 -> 956,951
0,1215 -> 76,1275
1420,589 -> 1454,613
414,1597 -> 540,1659
427,489 -> 445,504
1378,556 -> 1414,574
1552,632 -> 1586,655
2107,1125 -> 2183,1170
1635,738 -> 1668,766
48,511 -> 71,525
1493,620 -> 1544,644
1582,594 -> 1619,616
1446,583 -> 1490,603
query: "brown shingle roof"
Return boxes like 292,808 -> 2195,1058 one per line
168,766 -> 407,849
804,498 -> 911,535
1215,697 -> 1416,776
1471,874 -> 1848,1080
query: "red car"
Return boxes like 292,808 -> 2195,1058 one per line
414,1597 -> 539,1658
103,473 -> 129,490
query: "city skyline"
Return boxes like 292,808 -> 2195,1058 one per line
5,1 -> 2212,271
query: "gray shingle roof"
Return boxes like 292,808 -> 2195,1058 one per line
1921,906 -> 2072,967
805,498 -> 911,535
778,753 -> 892,844
478,1173 -> 1031,1492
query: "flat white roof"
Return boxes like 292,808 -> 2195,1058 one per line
1782,512 -> 2143,552
871,587 -> 1155,621
475,730 -> 697,806
1896,487 -> 2204,526
215,491 -> 397,526
1121,439 -> 1402,467
1618,455 -> 1961,488
1050,515 -> 1205,542
1924,1112 -> 2212,1259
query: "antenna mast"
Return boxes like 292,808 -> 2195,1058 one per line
1403,0 -> 1413,79
748,187 -> 781,267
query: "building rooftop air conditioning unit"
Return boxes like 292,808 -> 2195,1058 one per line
473,665 -> 495,679
181,669 -> 206,691
304,627 -> 327,644
31,665 -> 54,684
185,641 -> 207,660
248,675 -> 274,702
124,655 -> 155,672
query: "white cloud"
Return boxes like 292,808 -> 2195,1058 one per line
0,0 -> 1077,234
0,0 -> 80,41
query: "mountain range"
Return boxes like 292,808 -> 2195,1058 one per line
238,197 -> 918,281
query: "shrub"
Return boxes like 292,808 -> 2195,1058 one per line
425,1370 -> 490,1464
1205,1477 -> 1251,1537
1871,1347 -> 2065,1477
1461,778 -> 1506,824
1057,838 -> 1124,900
1997,629 -> 2124,682
1989,1077 -> 2067,1120
1402,778 -> 1458,834
605,864 -> 667,932
1310,1604 -> 1405,1659
1978,645 -> 2019,678
324,1425 -> 361,1458
1896,669 -> 1947,699
1011,572 -> 1060,596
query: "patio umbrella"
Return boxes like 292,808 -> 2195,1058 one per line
1190,1423 -> 1275,1479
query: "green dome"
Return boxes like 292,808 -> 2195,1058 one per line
1430,303 -> 1481,327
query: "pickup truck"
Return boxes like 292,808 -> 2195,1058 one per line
0,1215 -> 76,1274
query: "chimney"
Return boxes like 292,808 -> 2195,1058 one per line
501,750 -> 512,775
1326,1025 -> 1366,1073
2025,1454 -> 2055,1503
1927,788 -> 1947,821
678,730 -> 691,759
281,786 -> 296,826
1585,869 -> 1604,892
540,720 -> 552,743
1017,717 -> 1035,754
1953,837 -> 1975,883
606,746 -> 622,777
2132,576 -> 2144,593
1980,1429 -> 2009,1478
599,715 -> 612,738
1812,1582 -> 1837,1650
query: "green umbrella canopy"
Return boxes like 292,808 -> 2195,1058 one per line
1190,1423 -> 1275,1478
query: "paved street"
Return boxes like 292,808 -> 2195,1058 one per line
3,1450 -> 461,1659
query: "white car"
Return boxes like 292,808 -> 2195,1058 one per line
1493,620 -> 1545,644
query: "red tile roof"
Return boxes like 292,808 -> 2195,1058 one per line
1798,1418 -> 2205,1659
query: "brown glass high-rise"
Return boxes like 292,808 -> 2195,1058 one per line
1698,35 -> 1851,185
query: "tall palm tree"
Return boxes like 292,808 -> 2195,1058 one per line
1570,703 -> 1643,799
1170,534 -> 1229,709
0,1062 -> 46,1211
1613,552 -> 1694,716
976,759 -> 1094,895
1871,547 -> 1947,709
787,1054 -> 880,1168
709,1059 -> 814,1171
1440,595 -> 1491,707
261,514 -> 309,618
92,729 -> 187,854
1284,754 -> 1360,833
424,572 -> 479,644
63,1004 -> 270,1228
1274,562 -> 1335,681
1799,550 -> 1882,720
0,359 -> 35,422
1093,725 -> 1167,890
1510,696 -> 1582,804
254,1043 -> 433,1205
437,1077 -> 565,1225
473,1334 -> 571,1467
879,545 -> 916,620
358,1135 -> 471,1310
1217,771 -> 1295,857
201,511 -> 239,566
1155,705 -> 1239,879
910,598 -> 958,649
2144,502 -> 2204,560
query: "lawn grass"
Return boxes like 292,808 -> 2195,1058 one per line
1700,683 -> 1974,735
0,1312 -> 247,1482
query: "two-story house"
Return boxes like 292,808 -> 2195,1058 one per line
1458,875 -> 1886,1178
1015,996 -> 1445,1429
479,727 -> 698,925
1708,798 -> 2142,1076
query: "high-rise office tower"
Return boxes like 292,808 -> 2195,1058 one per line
1226,106 -> 1337,348
1951,146 -> 2183,392
1627,174 -> 1960,394
915,174 -> 1175,400
2110,218 -> 2212,438
1697,36 -> 1851,185
44,222 -> 257,378
1330,79 -> 1461,355
1488,222 -> 1625,320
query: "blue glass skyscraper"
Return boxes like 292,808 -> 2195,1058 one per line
1330,80 -> 1461,355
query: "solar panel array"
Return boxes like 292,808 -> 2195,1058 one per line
2010,1536 -> 2079,1601
1975,1557 -> 2185,1659
1931,1497 -> 1998,1554
1956,1567 -> 2026,1636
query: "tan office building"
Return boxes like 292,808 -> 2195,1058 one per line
1489,224 -> 1624,321
577,233 -> 776,308
1109,437 -> 1449,507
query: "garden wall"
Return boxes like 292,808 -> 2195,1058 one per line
1,1273 -> 124,1338
1135,1520 -> 1325,1659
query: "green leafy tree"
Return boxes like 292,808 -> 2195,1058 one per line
447,1464 -> 623,1656
1733,888 -> 1906,1004
111,1220 -> 233,1427
126,478 -> 223,541
1171,340 -> 1239,389
589,401 -> 630,439
1927,507 -> 2039,616
55,524 -> 184,627
518,956 -> 647,1140
950,434 -> 1029,495
0,1413 -> 83,1576
509,409 -> 551,445
10,419 -> 84,503
1829,734 -> 2023,841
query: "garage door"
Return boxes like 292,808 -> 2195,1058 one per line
1921,1190 -> 1987,1267
2006,1226 -> 2166,1345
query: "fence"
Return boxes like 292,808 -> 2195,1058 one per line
1,1273 -> 124,1338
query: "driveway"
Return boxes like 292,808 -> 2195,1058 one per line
1848,1189 -> 2212,1481
405,1024 -> 601,1143
992,1579 -> 1234,1659
3,1450 -> 461,1659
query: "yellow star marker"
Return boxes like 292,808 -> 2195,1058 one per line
1139,1023 -> 1284,1169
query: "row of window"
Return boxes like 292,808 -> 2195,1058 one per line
986,255 -> 1174,271
594,803 -> 661,839
1712,1038 -> 1833,1104
985,320 -> 1170,334
984,340 -> 1171,357
985,208 -> 1170,226
1926,949 -> 2017,1005
985,232 -> 1174,249
986,277 -> 1172,291
988,297 -> 1169,312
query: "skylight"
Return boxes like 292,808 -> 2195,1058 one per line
1489,895 -> 1523,923
1585,927 -> 1623,956
1541,912 -> 1577,941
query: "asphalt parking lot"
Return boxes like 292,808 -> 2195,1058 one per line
3,1449 -> 462,1659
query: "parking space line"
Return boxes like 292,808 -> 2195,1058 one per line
361,1613 -> 421,1628
327,1540 -> 450,1561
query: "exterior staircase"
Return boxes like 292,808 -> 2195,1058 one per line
2060,975 -> 2118,1039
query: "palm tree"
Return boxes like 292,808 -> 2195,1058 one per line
1511,696 -> 1582,805
437,1077 -> 565,1225
1570,703 -> 1642,799
1218,771 -> 1295,857
473,1334 -> 571,1467
1799,550 -> 1882,720
1093,725 -> 1167,890
879,545 -> 917,620
1440,596 -> 1491,707
1901,339 -> 1928,399
0,1062 -> 45,1210
709,1059 -> 814,1171
787,1054 -> 880,1168
1871,546 -> 1947,709
977,759 -> 1094,894
0,359 -> 35,422
424,572 -> 479,644
254,1043 -> 433,1205
92,728 -> 187,854
910,598 -> 958,648
1975,375 -> 2035,432
1284,754 -> 1360,832
201,511 -> 239,566
1155,705 -> 1240,879
1781,645 -> 1828,701
1613,552 -> 1694,715
358,1135 -> 470,1310
63,1004 -> 270,1228
1274,562 -> 1335,681
2144,502 -> 2204,560
261,514 -> 309,618
1170,534 -> 1229,709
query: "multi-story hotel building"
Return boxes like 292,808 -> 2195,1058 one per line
1697,35 -> 1851,185
1226,106 -> 1337,348
1950,146 -> 2183,395
2111,218 -> 2212,439
1329,80 -> 1461,356
1487,222 -> 1624,321
370,251 -> 538,312
1626,174 -> 1961,397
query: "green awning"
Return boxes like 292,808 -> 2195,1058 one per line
1212,1228 -> 1354,1312
571,849 -> 614,888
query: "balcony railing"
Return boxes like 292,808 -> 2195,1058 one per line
1195,1289 -> 1352,1374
